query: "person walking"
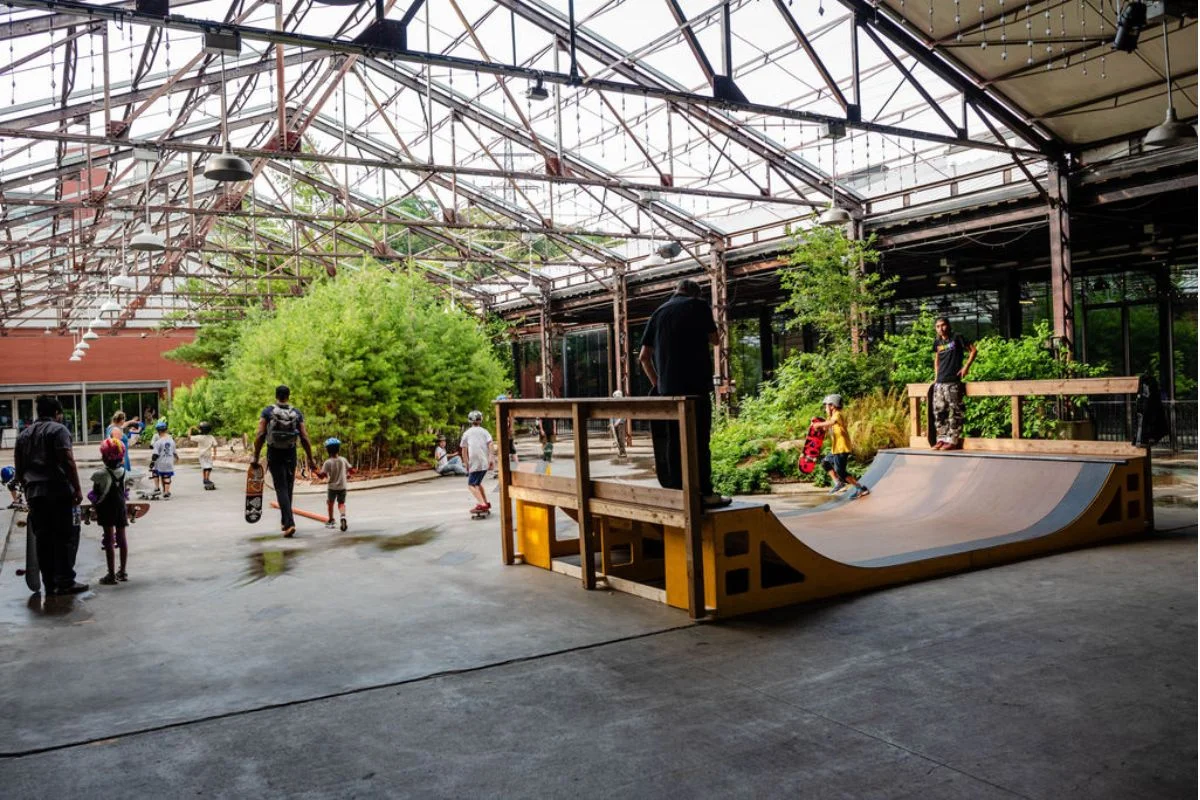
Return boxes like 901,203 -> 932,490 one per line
460,410 -> 494,515
13,395 -> 87,596
638,278 -> 731,508
932,317 -> 977,450
317,437 -> 352,532
251,385 -> 317,537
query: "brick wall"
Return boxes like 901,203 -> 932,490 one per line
0,329 -> 206,387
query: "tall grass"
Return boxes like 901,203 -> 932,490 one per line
846,388 -> 910,464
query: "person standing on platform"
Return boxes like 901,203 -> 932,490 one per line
14,395 -> 87,596
637,278 -> 731,508
252,385 -> 317,538
932,317 -> 977,451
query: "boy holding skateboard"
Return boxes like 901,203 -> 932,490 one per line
813,394 -> 870,499
460,410 -> 494,517
190,421 -> 218,490
317,437 -> 351,532
91,438 -> 130,585
150,420 -> 176,499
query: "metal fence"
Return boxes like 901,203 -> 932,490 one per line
1090,399 -> 1197,450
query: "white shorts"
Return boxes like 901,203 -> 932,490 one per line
198,456 -> 214,469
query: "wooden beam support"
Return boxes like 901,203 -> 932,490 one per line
678,397 -> 706,620
571,402 -> 597,590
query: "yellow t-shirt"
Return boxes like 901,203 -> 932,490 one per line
828,409 -> 852,455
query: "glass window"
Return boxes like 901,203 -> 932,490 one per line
56,394 -> 80,441
87,394 -> 103,438
563,328 -> 609,398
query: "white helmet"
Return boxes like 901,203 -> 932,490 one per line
822,394 -> 844,408
612,390 -> 624,398
468,410 -> 484,423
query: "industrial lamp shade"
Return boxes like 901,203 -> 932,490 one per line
100,298 -> 122,314
110,272 -> 137,290
1143,107 -> 1197,149
519,280 -> 542,298
76,340 -> 91,350
130,222 -> 165,252
818,206 -> 852,227
89,317 -> 105,329
205,142 -> 254,182
82,329 -> 99,340
69,354 -> 83,362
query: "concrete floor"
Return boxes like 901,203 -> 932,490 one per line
0,453 -> 1194,799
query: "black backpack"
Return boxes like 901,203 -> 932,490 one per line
266,405 -> 300,449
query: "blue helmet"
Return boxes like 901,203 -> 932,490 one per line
1,465 -> 14,484
155,420 -> 168,430
324,437 -> 341,448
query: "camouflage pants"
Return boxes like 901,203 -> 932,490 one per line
933,381 -> 965,444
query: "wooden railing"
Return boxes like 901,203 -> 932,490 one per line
494,397 -> 708,619
906,377 -> 1144,456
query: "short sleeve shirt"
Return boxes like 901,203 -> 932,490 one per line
933,334 -> 970,384
828,409 -> 852,455
152,436 -> 176,473
322,456 -> 350,490
640,295 -> 717,395
460,426 -> 493,473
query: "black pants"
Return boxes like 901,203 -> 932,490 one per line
28,493 -> 78,592
650,392 -> 714,496
267,449 -> 297,529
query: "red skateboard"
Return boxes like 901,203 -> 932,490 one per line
797,417 -> 826,474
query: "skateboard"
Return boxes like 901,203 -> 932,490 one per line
80,502 -> 150,526
797,417 -> 826,475
204,480 -> 217,491
470,507 -> 491,520
245,463 -> 265,524
24,510 -> 39,592
926,384 -> 937,448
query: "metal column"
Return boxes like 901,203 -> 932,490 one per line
708,240 -> 731,408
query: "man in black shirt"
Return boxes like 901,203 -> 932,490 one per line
638,278 -> 732,508
14,395 -> 87,595
931,317 -> 977,450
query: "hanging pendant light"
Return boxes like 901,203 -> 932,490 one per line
110,272 -> 137,290
69,354 -> 83,362
76,339 -> 91,350
130,221 -> 164,252
1143,21 -> 1196,149
520,235 -> 542,298
820,136 -> 851,227
82,329 -> 99,340
100,298 -> 122,314
205,52 -> 254,182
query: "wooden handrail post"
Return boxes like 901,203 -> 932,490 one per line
678,397 -> 706,620
572,402 -> 597,589
1011,395 -> 1024,440
496,401 -> 515,565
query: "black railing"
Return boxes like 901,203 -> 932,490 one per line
1089,399 -> 1197,450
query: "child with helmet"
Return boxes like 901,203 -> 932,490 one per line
92,438 -> 130,585
317,437 -> 352,531
460,410 -> 494,516
150,420 -> 176,499
812,394 -> 870,499
190,421 -> 218,490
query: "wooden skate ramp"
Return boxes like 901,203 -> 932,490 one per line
689,449 -> 1152,617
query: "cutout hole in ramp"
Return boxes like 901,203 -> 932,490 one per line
1098,493 -> 1123,525
725,568 -> 750,596
1127,473 -> 1140,492
608,543 -> 632,567
642,537 -> 664,559
1127,500 -> 1140,519
725,530 -> 749,557
761,542 -> 805,589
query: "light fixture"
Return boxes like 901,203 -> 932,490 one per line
69,354 -> 82,362
937,259 -> 958,288
89,316 -> 105,329
71,347 -> 85,357
1112,1 -> 1147,53
110,270 -> 137,289
819,126 -> 850,228
525,77 -> 549,102
521,237 -> 542,298
100,298 -> 121,314
656,241 -> 683,260
205,46 -> 254,182
82,329 -> 99,340
130,222 -> 164,252
1143,19 -> 1197,149
1019,288 -> 1035,306
76,339 -> 90,351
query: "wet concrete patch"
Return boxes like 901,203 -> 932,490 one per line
330,527 -> 440,552
241,548 -> 305,584
239,528 -> 440,584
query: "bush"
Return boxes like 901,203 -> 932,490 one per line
167,267 -> 507,466
846,388 -> 910,463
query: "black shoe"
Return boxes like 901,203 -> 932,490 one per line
702,494 -> 733,509
48,582 -> 89,596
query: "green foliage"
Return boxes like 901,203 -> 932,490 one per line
167,377 -> 228,435
165,267 -> 507,465
778,224 -> 894,347
846,389 -> 910,464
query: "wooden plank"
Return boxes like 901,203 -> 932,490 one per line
511,471 -> 577,494
907,435 -> 1147,458
572,403 -> 597,590
590,479 -> 685,510
1011,396 -> 1023,440
907,377 -> 1139,399
588,498 -> 686,528
909,396 -> 921,438
498,397 -> 686,421
495,401 -> 515,565
678,398 -> 706,620
549,559 -> 669,605
508,484 -> 578,510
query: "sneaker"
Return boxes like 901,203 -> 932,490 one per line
324,520 -> 336,529
282,526 -> 296,538
116,571 -> 128,582
702,494 -> 733,508
99,574 -> 118,586
48,582 -> 89,596
339,517 -> 347,532
850,486 -> 870,500
829,481 -> 846,494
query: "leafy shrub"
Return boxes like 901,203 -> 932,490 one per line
846,388 -> 910,463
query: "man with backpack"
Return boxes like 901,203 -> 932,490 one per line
252,385 -> 317,537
